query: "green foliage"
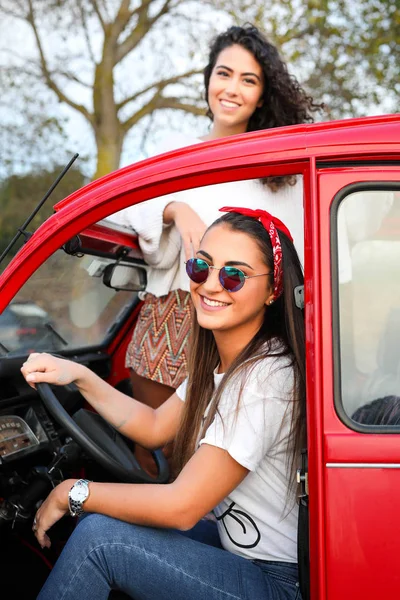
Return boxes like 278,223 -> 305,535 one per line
220,0 -> 399,116
0,166 -> 87,260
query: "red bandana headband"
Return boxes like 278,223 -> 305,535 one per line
219,207 -> 293,300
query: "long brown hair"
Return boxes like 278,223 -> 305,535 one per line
173,213 -> 306,495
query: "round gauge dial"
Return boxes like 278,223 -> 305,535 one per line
0,416 -> 39,458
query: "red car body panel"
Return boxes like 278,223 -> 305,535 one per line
0,114 -> 399,599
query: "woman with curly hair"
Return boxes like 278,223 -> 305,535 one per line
203,24 -> 318,139
108,23 -> 322,475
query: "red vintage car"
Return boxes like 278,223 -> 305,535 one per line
0,114 -> 399,599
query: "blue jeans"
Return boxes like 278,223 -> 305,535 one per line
38,514 -> 301,600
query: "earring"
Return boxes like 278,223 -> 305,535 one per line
269,300 -> 274,305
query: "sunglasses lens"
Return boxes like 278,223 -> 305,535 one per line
186,258 -> 209,284
220,267 -> 245,292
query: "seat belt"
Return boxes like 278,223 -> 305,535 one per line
297,448 -> 310,600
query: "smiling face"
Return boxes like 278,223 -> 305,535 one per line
206,44 -> 264,136
190,223 -> 274,340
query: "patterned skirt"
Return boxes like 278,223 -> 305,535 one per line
125,290 -> 193,388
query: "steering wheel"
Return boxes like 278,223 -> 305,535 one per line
36,382 -> 170,484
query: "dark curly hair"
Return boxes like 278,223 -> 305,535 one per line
352,396 -> 400,426
204,24 -> 324,189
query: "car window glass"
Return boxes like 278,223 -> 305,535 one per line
337,189 -> 400,426
1,172 -> 304,356
0,250 -> 138,355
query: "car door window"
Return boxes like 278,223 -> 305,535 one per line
0,250 -> 138,355
336,187 -> 400,426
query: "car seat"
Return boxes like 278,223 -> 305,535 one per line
355,307 -> 400,413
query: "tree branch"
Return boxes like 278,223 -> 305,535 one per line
155,97 -> 206,116
89,0 -> 106,31
110,0 -> 138,39
26,0 -> 93,124
115,0 -> 174,65
50,68 -> 93,89
2,60 -> 91,89
76,0 -> 97,63
116,68 -> 203,111
0,3 -> 25,20
139,111 -> 155,154
2,45 -> 92,88
122,94 -> 205,133
278,24 -> 318,44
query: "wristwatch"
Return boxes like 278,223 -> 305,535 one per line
68,479 -> 91,517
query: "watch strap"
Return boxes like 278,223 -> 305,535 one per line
68,478 -> 91,517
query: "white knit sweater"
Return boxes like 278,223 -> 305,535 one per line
107,133 -> 304,297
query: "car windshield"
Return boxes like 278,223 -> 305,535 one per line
0,249 -> 138,356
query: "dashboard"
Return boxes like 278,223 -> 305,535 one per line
0,415 -> 39,458
0,352 -> 110,465
0,402 -> 60,463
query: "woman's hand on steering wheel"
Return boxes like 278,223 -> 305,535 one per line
21,354 -> 170,484
21,352 -> 84,389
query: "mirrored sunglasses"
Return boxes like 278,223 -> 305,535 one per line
185,258 -> 272,293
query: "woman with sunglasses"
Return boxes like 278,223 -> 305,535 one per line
107,23 -> 320,475
21,206 -> 305,600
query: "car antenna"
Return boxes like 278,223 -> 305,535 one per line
0,153 -> 79,268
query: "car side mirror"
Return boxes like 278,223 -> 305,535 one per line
103,263 -> 147,292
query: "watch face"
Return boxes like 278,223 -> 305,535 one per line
71,481 -> 89,502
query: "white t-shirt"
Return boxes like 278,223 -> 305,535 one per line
176,352 -> 298,563
106,133 -> 304,296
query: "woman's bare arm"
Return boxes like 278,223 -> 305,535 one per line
163,201 -> 207,259
82,444 -> 249,530
33,443 -> 249,548
21,353 -> 183,449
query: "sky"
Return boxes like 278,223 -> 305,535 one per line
0,2 -> 231,179
0,1 -> 397,180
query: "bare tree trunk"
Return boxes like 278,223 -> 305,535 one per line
92,41 -> 123,179
94,129 -> 123,179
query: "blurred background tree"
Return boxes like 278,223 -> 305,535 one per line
0,165 -> 87,263
227,0 -> 399,117
0,0 -> 398,259
0,0 -> 398,180
0,0 -> 211,180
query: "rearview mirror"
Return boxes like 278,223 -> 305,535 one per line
103,263 -> 147,292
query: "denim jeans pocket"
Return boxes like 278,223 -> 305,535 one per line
252,560 -> 301,600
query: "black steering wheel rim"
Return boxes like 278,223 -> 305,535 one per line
36,382 -> 169,484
